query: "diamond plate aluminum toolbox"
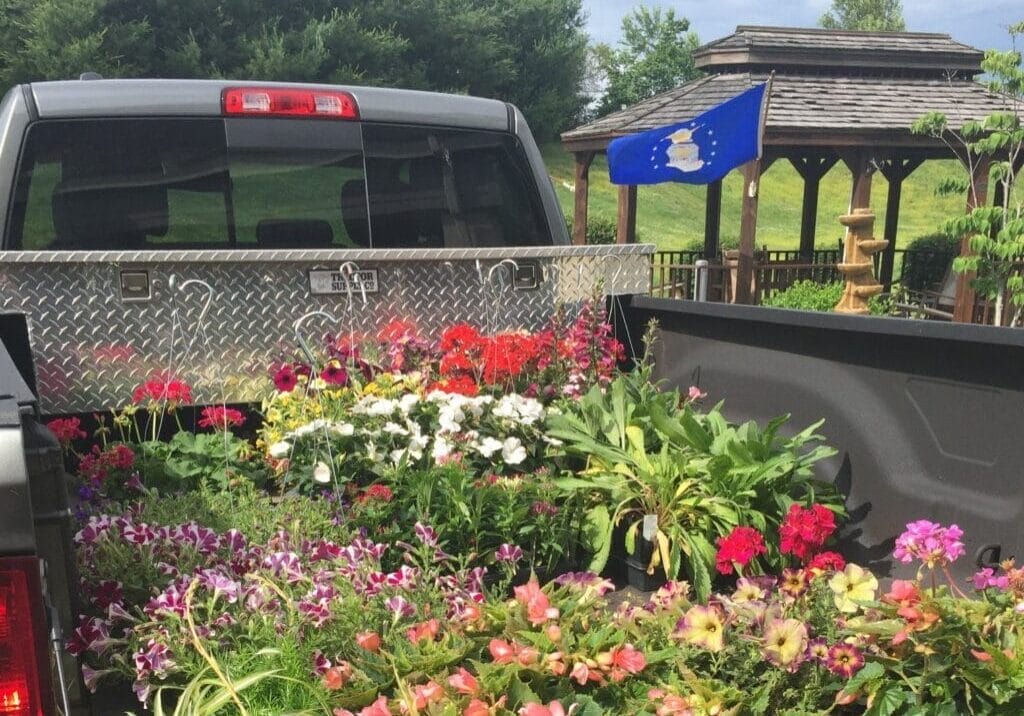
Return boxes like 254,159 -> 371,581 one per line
0,245 -> 653,415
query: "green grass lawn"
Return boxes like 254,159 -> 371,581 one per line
541,142 -> 967,252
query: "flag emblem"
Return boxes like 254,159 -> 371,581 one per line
608,82 -> 768,186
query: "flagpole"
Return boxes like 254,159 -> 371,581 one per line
757,71 -> 775,160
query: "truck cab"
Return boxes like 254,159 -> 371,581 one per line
0,80 -> 567,253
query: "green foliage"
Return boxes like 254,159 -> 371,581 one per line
819,0 -> 906,31
137,431 -> 269,493
593,6 -> 701,117
763,280 -> 845,313
547,340 -> 842,601
355,464 -> 582,574
565,215 -> 618,244
900,232 -> 959,292
912,25 -> 1024,325
0,0 -> 588,139
763,280 -> 889,315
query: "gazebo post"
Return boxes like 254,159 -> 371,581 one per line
952,156 -> 992,323
735,159 -> 763,304
704,179 -> 723,259
791,155 -> 839,260
878,157 -> 924,291
571,151 -> 595,245
616,184 -> 638,244
842,150 -> 875,211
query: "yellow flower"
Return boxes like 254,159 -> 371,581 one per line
762,618 -> 808,669
677,605 -> 725,652
732,578 -> 766,603
829,563 -> 878,613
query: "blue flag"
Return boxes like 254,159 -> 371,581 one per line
608,83 -> 768,185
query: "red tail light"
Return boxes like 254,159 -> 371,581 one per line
222,87 -> 359,119
0,558 -> 49,716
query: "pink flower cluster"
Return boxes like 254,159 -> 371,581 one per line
893,520 -> 965,568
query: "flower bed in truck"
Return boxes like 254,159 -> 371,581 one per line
57,304 -> 1024,715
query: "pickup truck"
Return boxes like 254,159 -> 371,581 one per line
0,78 -> 638,716
1,78 -> 1022,715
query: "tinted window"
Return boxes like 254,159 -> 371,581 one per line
6,118 -> 550,250
362,125 -> 548,248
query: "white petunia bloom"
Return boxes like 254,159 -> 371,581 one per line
398,393 -> 420,414
331,422 -> 355,436
382,422 -> 409,436
389,448 -> 407,465
501,437 -> 527,465
407,434 -> 428,460
438,405 -> 465,434
268,441 -> 291,458
516,398 -> 545,425
365,442 -> 382,463
312,461 -> 332,483
432,436 -> 454,463
475,436 -> 504,458
492,396 -> 518,420
292,418 -> 328,437
365,399 -> 398,417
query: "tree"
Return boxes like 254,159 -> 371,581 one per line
0,0 -> 588,139
819,0 -> 906,32
594,5 -> 701,117
912,22 -> 1024,326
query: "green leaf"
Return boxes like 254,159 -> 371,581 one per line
864,684 -> 910,716
583,505 -> 612,572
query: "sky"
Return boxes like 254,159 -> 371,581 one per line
582,0 -> 1021,52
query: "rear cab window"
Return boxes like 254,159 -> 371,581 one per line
5,116 -> 551,250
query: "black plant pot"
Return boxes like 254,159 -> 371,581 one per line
622,534 -> 668,591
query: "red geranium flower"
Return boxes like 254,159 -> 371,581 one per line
779,504 -> 837,562
198,406 -> 245,430
359,484 -> 394,503
46,416 -> 86,445
807,550 -> 846,576
132,376 -> 192,406
426,374 -> 479,396
715,526 -> 767,575
440,324 -> 483,353
378,319 -> 418,343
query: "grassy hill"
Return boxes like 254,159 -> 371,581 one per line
541,142 -> 966,251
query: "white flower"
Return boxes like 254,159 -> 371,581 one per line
366,399 -> 398,417
407,434 -> 429,460
390,448 -> 407,465
398,393 -> 420,414
493,396 -> 518,420
501,437 -> 527,465
268,441 -> 291,458
365,442 -> 382,463
432,436 -> 454,463
516,397 -> 545,425
542,435 -> 564,446
475,436 -> 504,458
292,418 -> 328,437
312,461 -> 331,483
382,422 -> 409,436
426,390 -> 450,403
331,422 -> 355,437
438,405 -> 465,434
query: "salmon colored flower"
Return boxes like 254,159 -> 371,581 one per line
448,667 -> 480,696
322,662 -> 352,690
411,681 -> 444,710
356,631 -> 381,653
489,638 -> 517,664
514,578 -> 559,625
406,618 -> 440,644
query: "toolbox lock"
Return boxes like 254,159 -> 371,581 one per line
119,270 -> 151,302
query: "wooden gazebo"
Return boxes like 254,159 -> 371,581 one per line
561,26 -> 1016,320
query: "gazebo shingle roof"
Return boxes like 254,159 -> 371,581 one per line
562,25 -> 1011,151
562,72 -> 1016,144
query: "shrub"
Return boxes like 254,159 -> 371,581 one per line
900,232 -> 959,292
764,280 -> 889,315
564,215 -> 637,244
764,280 -> 844,312
680,235 -> 739,254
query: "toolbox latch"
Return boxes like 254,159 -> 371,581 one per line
119,270 -> 151,302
